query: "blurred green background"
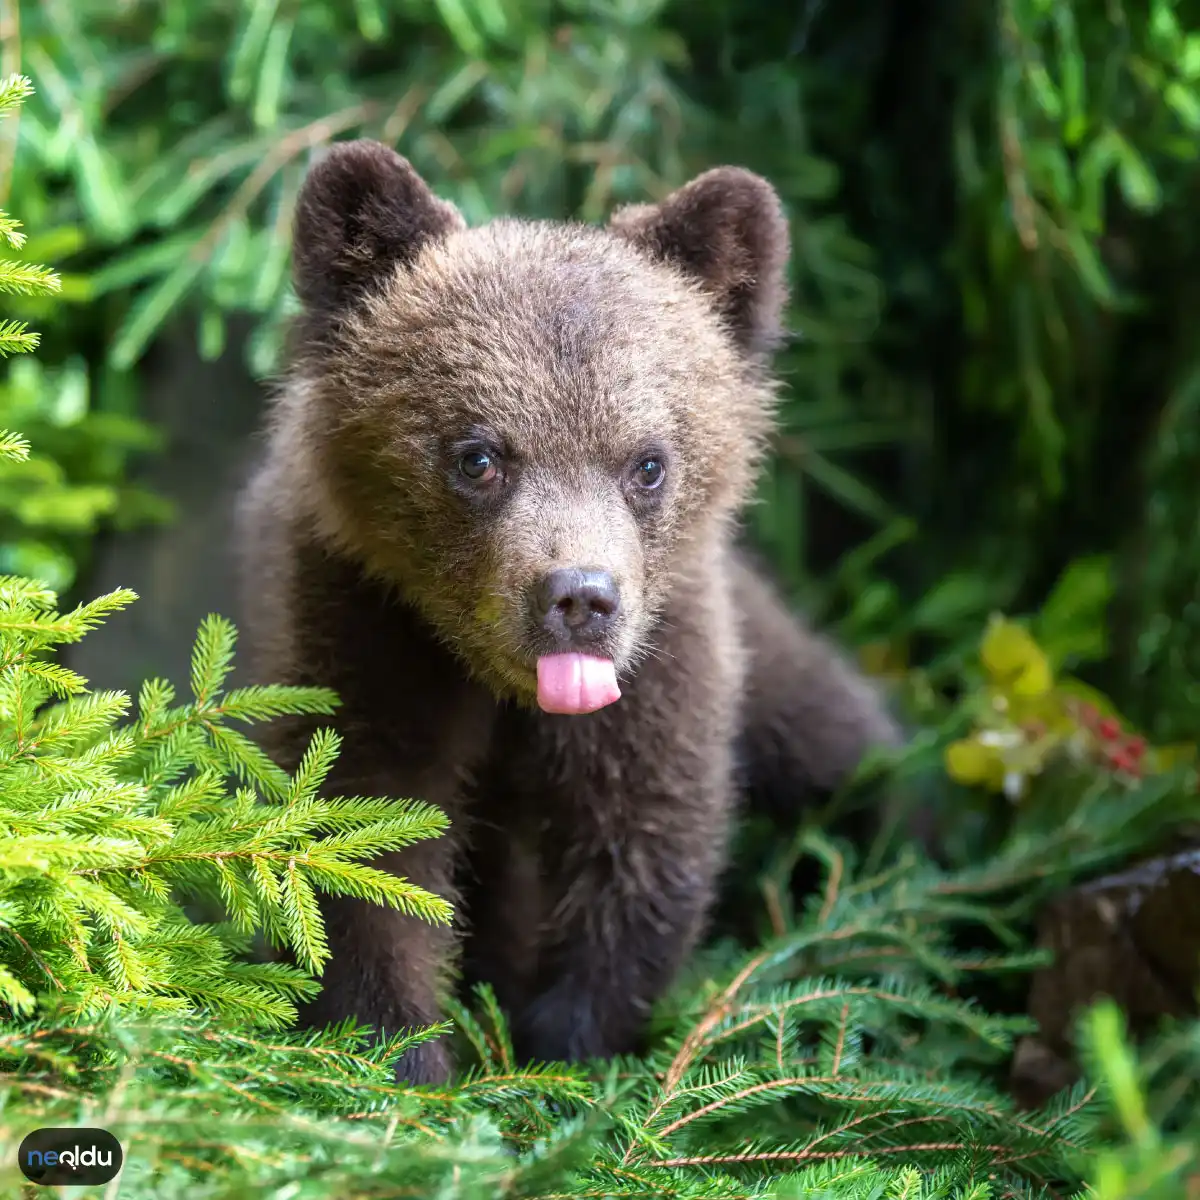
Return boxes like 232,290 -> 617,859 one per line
3,0 -> 1199,741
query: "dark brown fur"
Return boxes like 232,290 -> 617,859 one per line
236,141 -> 900,1083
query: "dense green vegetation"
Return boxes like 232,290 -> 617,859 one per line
0,0 -> 1197,1194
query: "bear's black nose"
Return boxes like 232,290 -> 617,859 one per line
534,568 -> 620,644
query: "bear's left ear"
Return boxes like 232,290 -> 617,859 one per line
608,167 -> 790,357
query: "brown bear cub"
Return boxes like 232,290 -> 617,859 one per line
236,140 -> 900,1084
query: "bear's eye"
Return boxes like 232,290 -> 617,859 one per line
632,457 -> 665,489
458,450 -> 497,482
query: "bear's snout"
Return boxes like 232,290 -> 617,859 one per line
532,567 -> 621,648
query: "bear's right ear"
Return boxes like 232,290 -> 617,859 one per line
292,140 -> 465,317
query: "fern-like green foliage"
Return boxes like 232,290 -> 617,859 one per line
0,589 -> 453,1027
0,804 -> 1196,1197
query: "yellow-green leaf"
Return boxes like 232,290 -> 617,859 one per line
945,738 -> 1003,790
981,617 -> 1052,696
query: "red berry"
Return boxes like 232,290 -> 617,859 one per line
1097,717 -> 1121,740
1105,748 -> 1142,777
1125,736 -> 1146,759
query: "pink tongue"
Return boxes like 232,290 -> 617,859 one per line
536,653 -> 621,715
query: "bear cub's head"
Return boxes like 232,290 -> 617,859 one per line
285,141 -> 789,715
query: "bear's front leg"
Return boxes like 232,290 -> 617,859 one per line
514,766 -> 734,1063
503,610 -> 742,1065
275,709 -> 481,1085
254,562 -> 498,1086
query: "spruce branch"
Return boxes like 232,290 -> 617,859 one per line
0,583 -> 452,1026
